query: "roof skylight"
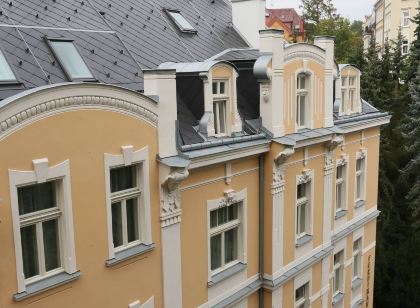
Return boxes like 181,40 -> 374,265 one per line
49,40 -> 94,81
167,9 -> 197,33
0,49 -> 17,82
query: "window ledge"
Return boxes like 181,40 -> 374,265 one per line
355,200 -> 365,209
352,277 -> 362,289
106,243 -> 155,267
295,234 -> 313,248
208,262 -> 247,287
335,209 -> 347,220
14,271 -> 81,301
332,292 -> 345,305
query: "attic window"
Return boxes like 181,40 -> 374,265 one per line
166,9 -> 197,33
0,48 -> 17,82
48,39 -> 95,81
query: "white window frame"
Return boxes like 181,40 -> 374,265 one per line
402,10 -> 410,27
212,79 -> 229,137
333,250 -> 344,295
295,170 -> 314,241
104,145 -> 152,260
353,238 -> 362,279
296,73 -> 310,130
335,155 -> 349,213
355,149 -> 367,204
9,159 -> 76,293
207,189 -> 247,280
294,270 -> 312,308
402,39 -> 409,55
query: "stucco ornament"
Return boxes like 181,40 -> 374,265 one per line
325,135 -> 344,174
272,147 -> 295,194
262,89 -> 270,103
161,167 -> 189,214
218,189 -> 239,207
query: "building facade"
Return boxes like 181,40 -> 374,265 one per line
0,1 -> 388,308
364,0 -> 417,54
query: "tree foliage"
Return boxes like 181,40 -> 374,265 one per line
299,0 -> 337,24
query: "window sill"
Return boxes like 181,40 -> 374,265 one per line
335,209 -> 347,220
295,234 -> 313,248
207,262 -> 247,287
106,243 -> 155,267
355,200 -> 365,209
332,292 -> 345,305
352,277 -> 362,289
14,271 -> 81,301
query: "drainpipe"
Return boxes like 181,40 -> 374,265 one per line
258,154 -> 265,307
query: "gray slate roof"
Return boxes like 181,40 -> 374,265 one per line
0,0 -> 248,99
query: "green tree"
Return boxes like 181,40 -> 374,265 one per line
299,0 -> 337,24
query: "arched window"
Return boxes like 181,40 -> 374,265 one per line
296,73 -> 309,129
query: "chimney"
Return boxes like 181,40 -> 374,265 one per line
256,29 -> 285,138
143,69 -> 178,158
314,36 -> 335,128
231,0 -> 266,48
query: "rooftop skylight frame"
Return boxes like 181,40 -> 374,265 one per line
0,45 -> 19,85
165,9 -> 197,34
46,37 -> 96,82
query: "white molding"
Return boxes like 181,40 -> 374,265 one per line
9,160 -> 76,293
337,116 -> 390,133
104,146 -> 152,260
362,241 -> 376,255
331,206 -> 377,241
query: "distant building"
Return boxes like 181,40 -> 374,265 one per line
266,8 -> 305,42
364,0 -> 417,54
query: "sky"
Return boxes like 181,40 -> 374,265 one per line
268,0 -> 377,21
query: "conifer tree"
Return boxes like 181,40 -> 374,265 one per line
407,2 -> 420,80
361,36 -> 382,106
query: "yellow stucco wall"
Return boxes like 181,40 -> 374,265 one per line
0,110 -> 162,307
179,157 -> 260,307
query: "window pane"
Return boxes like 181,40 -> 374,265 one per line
342,77 -> 346,86
353,256 -> 359,276
126,198 -> 139,243
0,50 -> 16,81
43,219 -> 61,272
336,183 -> 342,209
299,204 -> 306,234
112,202 -> 123,248
299,98 -> 305,126
218,101 -> 226,134
210,210 -> 218,228
212,82 -> 217,94
18,181 -> 56,215
21,225 -> 39,279
210,234 -> 222,270
218,207 -> 228,225
298,75 -> 306,89
219,82 -> 225,94
168,11 -> 195,31
334,268 -> 340,291
337,166 -> 343,179
224,228 -> 238,264
356,159 -> 362,171
356,176 -> 361,199
50,41 -> 93,79
110,165 -> 137,193
297,183 -> 305,199
228,203 -> 238,221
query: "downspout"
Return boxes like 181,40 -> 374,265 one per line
258,154 -> 265,307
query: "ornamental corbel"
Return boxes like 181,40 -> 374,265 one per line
274,147 -> 295,167
327,135 -> 344,151
272,147 -> 295,193
218,189 -> 238,207
356,148 -> 367,160
337,154 -> 349,166
161,167 -> 189,224
297,169 -> 312,185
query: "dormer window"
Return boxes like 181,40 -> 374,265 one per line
0,48 -> 17,83
166,9 -> 197,33
212,80 -> 228,136
340,66 -> 360,115
48,39 -> 95,81
296,73 -> 309,129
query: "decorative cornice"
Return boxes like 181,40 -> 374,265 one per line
0,95 -> 158,138
274,147 -> 295,167
327,135 -> 344,151
297,169 -> 313,185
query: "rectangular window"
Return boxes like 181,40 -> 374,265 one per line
333,250 -> 344,294
49,40 -> 94,80
212,80 -> 228,136
349,89 -> 355,112
210,203 -> 240,272
296,183 -> 310,237
167,9 -> 196,33
341,89 -> 346,112
349,77 -> 356,86
0,48 -> 17,82
295,282 -> 309,308
341,77 -> 347,86
353,239 -> 362,278
402,10 -> 410,27
336,164 -> 346,212
296,74 -> 308,129
355,157 -> 365,201
110,165 -> 141,251
17,181 -> 62,282
402,40 -> 409,54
